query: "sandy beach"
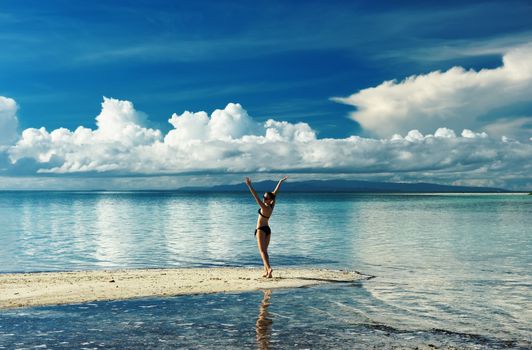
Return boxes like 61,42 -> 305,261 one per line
0,268 -> 365,309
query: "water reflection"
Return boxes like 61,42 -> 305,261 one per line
256,289 -> 273,349
93,197 -> 130,267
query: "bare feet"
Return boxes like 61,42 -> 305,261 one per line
261,268 -> 273,278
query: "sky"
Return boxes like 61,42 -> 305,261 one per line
0,0 -> 531,190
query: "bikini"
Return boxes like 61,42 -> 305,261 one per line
254,208 -> 272,236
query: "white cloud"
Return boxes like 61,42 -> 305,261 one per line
8,97 -> 162,173
8,98 -> 317,174
264,119 -> 316,142
5,97 -> 531,190
94,97 -> 161,145
333,43 -> 532,139
165,103 -> 260,144
483,117 -> 531,141
0,96 -> 18,146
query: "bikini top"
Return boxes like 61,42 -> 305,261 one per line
258,208 -> 272,219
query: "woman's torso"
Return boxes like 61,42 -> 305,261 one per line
256,206 -> 273,228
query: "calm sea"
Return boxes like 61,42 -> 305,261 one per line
0,191 -> 530,349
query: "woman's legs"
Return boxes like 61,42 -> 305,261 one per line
265,233 -> 272,278
256,230 -> 272,278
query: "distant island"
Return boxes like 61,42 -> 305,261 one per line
179,179 -> 512,193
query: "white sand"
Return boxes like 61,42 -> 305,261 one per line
0,267 -> 365,309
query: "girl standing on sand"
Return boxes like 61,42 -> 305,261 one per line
245,176 -> 288,278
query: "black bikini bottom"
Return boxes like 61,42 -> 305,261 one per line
254,226 -> 271,236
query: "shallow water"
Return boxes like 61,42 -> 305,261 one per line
0,191 -> 531,348
1,286 -> 527,350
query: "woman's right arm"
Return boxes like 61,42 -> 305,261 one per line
245,177 -> 267,210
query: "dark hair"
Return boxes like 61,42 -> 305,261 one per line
264,192 -> 276,206
265,191 -> 276,199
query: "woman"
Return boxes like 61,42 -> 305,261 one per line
245,176 -> 287,278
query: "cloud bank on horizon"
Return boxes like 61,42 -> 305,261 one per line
1,45 -> 531,190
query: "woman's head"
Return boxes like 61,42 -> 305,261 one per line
263,192 -> 276,206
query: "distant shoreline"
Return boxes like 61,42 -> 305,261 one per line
0,268 -> 366,309
1,179 -> 528,193
0,190 -> 529,194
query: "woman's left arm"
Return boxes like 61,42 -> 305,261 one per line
272,176 -> 288,195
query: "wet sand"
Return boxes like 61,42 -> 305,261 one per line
0,268 -> 365,309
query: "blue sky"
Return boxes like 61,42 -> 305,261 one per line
0,0 -> 531,190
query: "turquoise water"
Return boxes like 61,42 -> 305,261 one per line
0,192 -> 531,349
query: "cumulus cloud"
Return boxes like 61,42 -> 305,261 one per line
333,43 -> 532,139
0,96 -> 19,146
6,97 -> 531,189
8,97 -> 161,173
165,103 -> 260,143
7,98 -> 308,174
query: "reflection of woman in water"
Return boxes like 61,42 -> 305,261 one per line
245,176 -> 287,278
256,289 -> 273,349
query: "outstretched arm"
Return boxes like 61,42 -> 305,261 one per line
272,176 -> 288,195
245,177 -> 268,211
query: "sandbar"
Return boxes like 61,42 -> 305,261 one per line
0,267 -> 366,309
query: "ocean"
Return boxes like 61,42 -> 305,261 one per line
0,191 -> 530,349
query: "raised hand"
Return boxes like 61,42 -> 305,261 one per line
245,177 -> 252,186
